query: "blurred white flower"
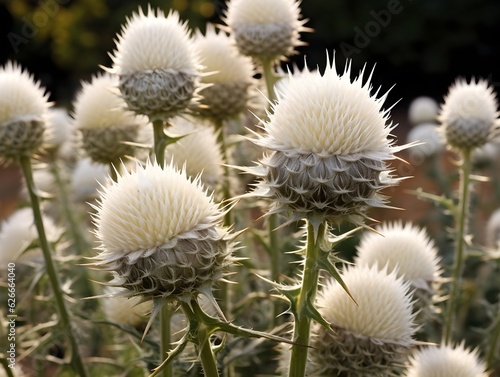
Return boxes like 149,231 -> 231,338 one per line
406,122 -> 444,164
0,62 -> 50,161
193,24 -> 255,121
439,78 -> 498,151
45,108 -> 72,153
404,343 -> 488,377
408,96 -> 439,126
70,157 -> 109,202
0,208 -> 62,267
224,0 -> 308,61
73,73 -> 146,164
102,287 -> 151,327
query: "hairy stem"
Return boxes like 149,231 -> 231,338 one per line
153,119 -> 168,168
19,156 -> 88,377
160,306 -> 173,377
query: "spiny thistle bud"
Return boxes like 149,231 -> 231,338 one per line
0,208 -> 62,267
242,59 -> 403,229
73,73 -> 146,164
165,117 -> 223,188
92,160 -> 233,303
408,96 -> 439,126
307,265 -> 417,376
224,0 -> 308,61
111,7 -> 199,120
355,222 -> 442,322
406,123 -> 444,164
102,287 -> 151,328
193,24 -> 255,121
404,343 -> 488,377
439,78 -> 499,151
0,62 -> 50,163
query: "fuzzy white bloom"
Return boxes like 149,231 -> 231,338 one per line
73,73 -> 145,131
306,265 -> 416,375
165,117 -> 223,187
193,24 -> 255,121
21,167 -> 57,200
355,222 -> 441,321
439,78 -> 499,150
408,96 -> 439,126
73,73 -> 146,163
92,160 -> 233,302
102,287 -> 151,327
111,7 -> 199,120
224,0 -> 307,61
356,222 -> 441,286
406,122 -> 444,164
70,158 -> 109,201
0,208 -> 62,267
404,343 -> 488,377
243,59 -> 403,228
112,8 -> 196,75
0,62 -> 50,161
46,108 -> 72,151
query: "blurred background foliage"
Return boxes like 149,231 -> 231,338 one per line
1,0 -> 499,110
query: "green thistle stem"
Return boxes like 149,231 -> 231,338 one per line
0,359 -> 14,377
443,149 -> 472,344
487,311 -> 500,369
261,57 -> 283,326
19,156 -> 88,377
160,306 -> 173,377
153,119 -> 168,168
288,221 -> 325,377
182,300 -> 220,377
49,160 -> 96,302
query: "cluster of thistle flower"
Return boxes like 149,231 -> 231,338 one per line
1,0 -> 500,376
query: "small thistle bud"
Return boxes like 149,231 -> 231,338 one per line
243,59 -> 403,229
92,161 -> 233,303
165,117 -> 224,188
102,287 -> 151,328
439,78 -> 499,151
404,343 -> 488,377
406,123 -> 444,164
355,222 -> 442,321
307,265 -> 417,376
111,8 -> 199,120
224,0 -> 308,61
408,96 -> 439,126
73,73 -> 146,164
193,24 -> 255,121
0,208 -> 62,267
0,62 -> 50,163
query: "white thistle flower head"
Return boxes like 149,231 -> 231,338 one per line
406,123 -> 444,165
165,117 -> 223,188
111,7 -> 199,120
439,78 -> 499,151
408,96 -> 439,126
45,108 -> 72,153
193,24 -> 255,121
308,265 -> 417,375
0,62 -> 50,162
355,221 -> 442,321
70,157 -> 109,202
404,343 -> 488,377
92,160 -> 233,303
244,58 -> 403,229
73,73 -> 147,163
224,0 -> 308,61
102,287 -> 151,328
0,208 -> 62,267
